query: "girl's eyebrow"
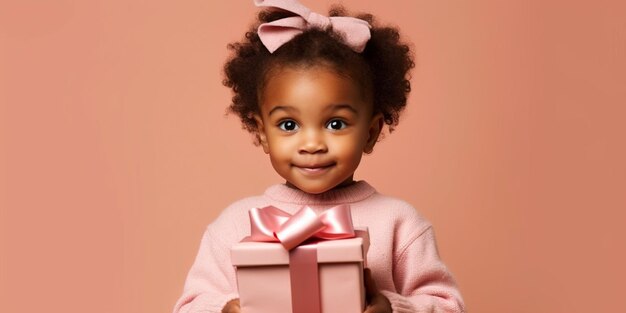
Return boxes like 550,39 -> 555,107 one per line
268,105 -> 298,116
326,103 -> 358,114
268,103 -> 357,116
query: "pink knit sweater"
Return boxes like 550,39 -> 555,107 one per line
173,181 -> 465,313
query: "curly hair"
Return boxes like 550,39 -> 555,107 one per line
223,6 -> 414,144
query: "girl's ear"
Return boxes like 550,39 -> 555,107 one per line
253,114 -> 270,154
364,113 -> 384,154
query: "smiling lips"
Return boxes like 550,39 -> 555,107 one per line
293,163 -> 335,175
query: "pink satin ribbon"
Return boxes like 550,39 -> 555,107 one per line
248,204 -> 356,313
289,245 -> 321,313
249,204 -> 355,250
254,0 -> 372,53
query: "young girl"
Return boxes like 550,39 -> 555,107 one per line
173,0 -> 465,312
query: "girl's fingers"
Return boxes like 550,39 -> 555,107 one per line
222,299 -> 241,313
364,291 -> 393,313
363,269 -> 392,313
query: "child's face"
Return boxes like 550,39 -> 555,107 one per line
254,65 -> 383,194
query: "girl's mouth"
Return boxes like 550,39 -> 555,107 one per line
293,163 -> 335,175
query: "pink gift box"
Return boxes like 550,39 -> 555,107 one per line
231,229 -> 370,313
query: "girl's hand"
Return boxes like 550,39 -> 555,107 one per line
222,299 -> 241,313
363,268 -> 392,313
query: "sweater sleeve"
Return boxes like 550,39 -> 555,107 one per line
172,225 -> 240,313
379,226 -> 465,313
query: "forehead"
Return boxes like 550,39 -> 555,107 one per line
259,65 -> 372,114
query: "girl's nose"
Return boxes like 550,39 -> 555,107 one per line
298,129 -> 328,154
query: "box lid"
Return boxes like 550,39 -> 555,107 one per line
231,228 -> 369,267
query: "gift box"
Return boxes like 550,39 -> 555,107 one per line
231,205 -> 369,313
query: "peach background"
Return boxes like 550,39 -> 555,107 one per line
1,0 -> 625,312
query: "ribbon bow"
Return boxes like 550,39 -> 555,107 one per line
254,0 -> 372,53
249,204 -> 355,250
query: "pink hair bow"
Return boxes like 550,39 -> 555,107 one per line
254,0 -> 371,53
248,204 -> 355,250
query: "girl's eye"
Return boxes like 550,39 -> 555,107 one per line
326,119 -> 347,131
278,120 -> 299,132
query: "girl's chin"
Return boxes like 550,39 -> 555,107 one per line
285,181 -> 330,194
284,179 -> 355,194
